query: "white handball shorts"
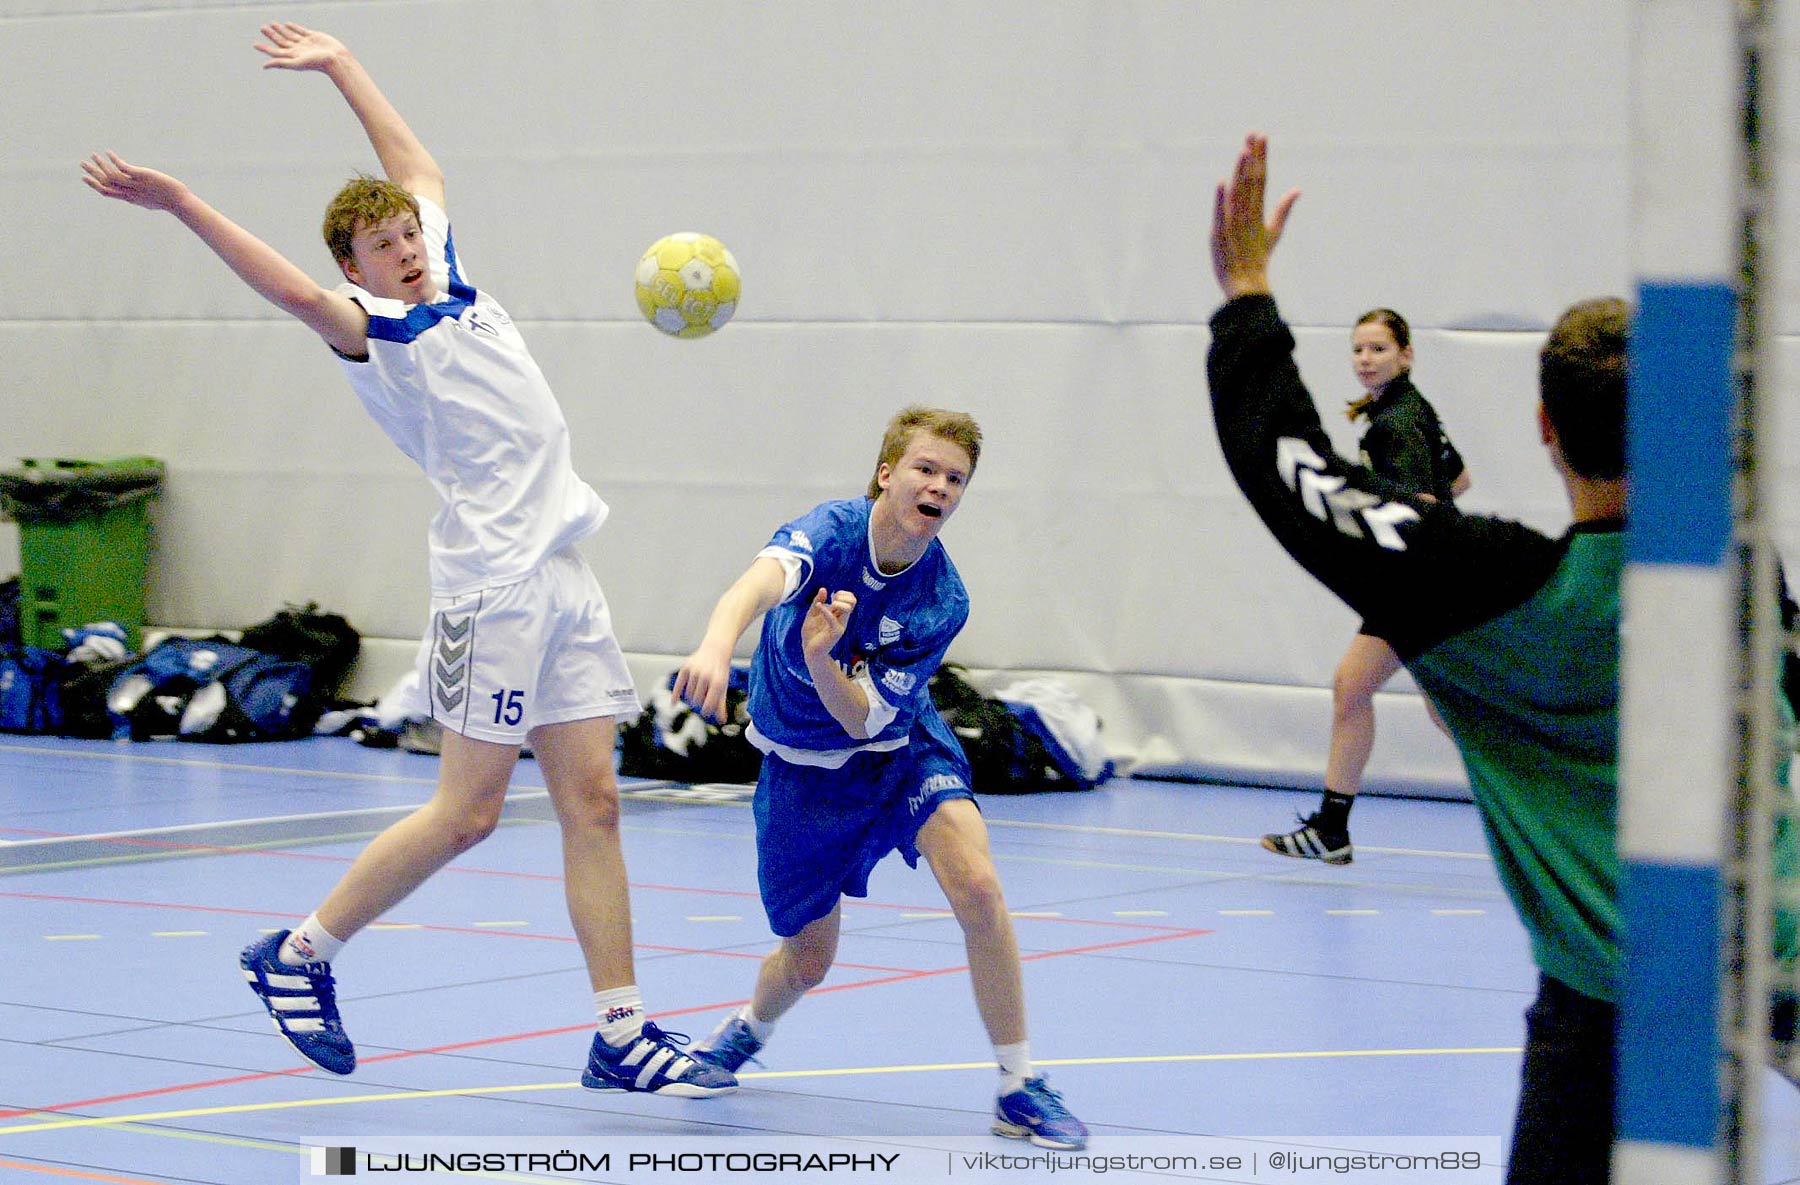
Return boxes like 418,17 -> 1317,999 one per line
417,548 -> 640,744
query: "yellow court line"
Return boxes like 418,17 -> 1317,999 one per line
43,935 -> 102,942
85,1122 -> 300,1155
0,1047 -> 1521,1137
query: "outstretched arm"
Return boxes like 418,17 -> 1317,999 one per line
82,151 -> 367,356
1205,133 -> 1558,657
674,558 -> 788,723
256,22 -> 446,210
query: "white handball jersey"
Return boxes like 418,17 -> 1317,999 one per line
334,195 -> 606,595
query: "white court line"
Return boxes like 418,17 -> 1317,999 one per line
0,740 -> 445,787
989,817 -> 1492,862
0,791 -> 547,850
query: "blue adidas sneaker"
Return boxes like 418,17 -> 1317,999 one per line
239,930 -> 355,1075
581,1022 -> 737,1097
690,1015 -> 765,1072
994,1077 -> 1088,1150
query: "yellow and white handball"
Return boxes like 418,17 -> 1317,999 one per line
634,232 -> 741,339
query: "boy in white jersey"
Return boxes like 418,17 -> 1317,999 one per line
81,21 -> 733,1099
671,408 -> 1087,1149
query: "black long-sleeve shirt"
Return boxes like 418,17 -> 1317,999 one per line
1358,373 -> 1465,501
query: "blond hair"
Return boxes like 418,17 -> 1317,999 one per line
866,406 -> 982,498
322,174 -> 420,265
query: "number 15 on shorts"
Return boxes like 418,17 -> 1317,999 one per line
491,688 -> 525,727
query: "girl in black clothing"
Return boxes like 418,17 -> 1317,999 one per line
1261,309 -> 1469,864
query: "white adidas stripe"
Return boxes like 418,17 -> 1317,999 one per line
635,1047 -> 677,1090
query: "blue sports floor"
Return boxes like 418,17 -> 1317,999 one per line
1,734 -> 1796,1184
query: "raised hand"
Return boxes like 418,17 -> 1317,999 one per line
800,588 -> 856,660
254,21 -> 348,73
1210,132 -> 1301,299
80,152 -> 189,213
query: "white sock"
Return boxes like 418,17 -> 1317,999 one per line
596,986 -> 645,1048
736,1003 -> 778,1045
995,1039 -> 1033,1096
279,915 -> 345,966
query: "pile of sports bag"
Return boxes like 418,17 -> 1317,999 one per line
618,665 -> 762,783
929,665 -> 1113,793
0,588 -> 358,744
617,661 -> 1113,793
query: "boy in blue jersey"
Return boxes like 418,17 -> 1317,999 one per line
81,22 -> 733,1099
673,407 -> 1087,1150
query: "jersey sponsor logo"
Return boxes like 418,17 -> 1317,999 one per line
786,529 -> 813,554
1277,436 -> 1419,551
881,667 -> 916,696
909,771 -> 967,812
460,305 -> 506,339
878,615 -> 903,646
860,566 -> 888,591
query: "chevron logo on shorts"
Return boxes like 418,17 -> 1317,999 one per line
434,611 -> 473,711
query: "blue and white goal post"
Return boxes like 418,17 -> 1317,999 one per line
1619,3 -> 1794,1184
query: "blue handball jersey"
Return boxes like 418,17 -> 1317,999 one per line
748,498 -> 968,758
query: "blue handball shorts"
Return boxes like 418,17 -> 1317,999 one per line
753,716 -> 976,938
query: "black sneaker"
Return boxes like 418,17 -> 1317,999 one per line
1260,813 -> 1353,865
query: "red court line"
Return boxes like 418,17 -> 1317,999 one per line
6,927 -> 1209,1122
803,927 -> 1214,1000
0,1160 -> 169,1184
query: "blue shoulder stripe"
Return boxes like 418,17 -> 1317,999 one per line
365,295 -> 473,344
444,226 -> 475,302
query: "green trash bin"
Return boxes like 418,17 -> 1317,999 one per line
0,457 -> 164,651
